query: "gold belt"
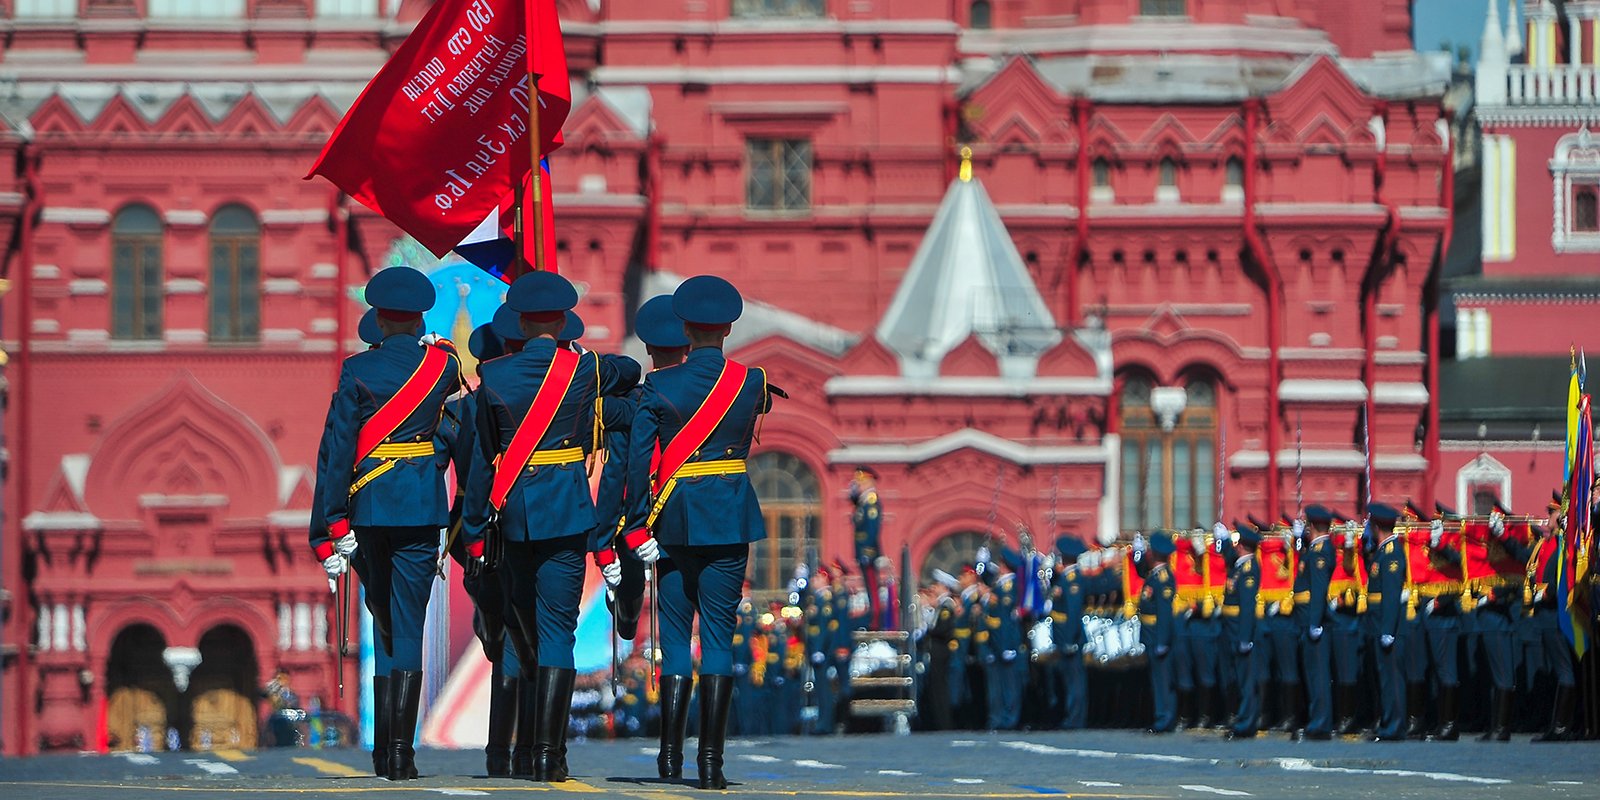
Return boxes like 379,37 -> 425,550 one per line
369,441 -> 436,459
527,447 -> 585,467
1138,614 -> 1158,625
646,459 -> 747,528
1366,593 -> 1382,602
1221,606 -> 1242,617
351,441 -> 438,495
1292,591 -> 1312,602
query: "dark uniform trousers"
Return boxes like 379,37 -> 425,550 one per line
659,545 -> 750,677
502,534 -> 587,671
1301,627 -> 1332,734
1374,632 -> 1408,738
355,526 -> 439,672
1329,609 -> 1364,687
1422,602 -> 1461,689
1474,600 -> 1520,691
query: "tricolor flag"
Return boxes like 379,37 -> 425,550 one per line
1559,353 -> 1592,658
453,158 -> 558,283
307,0 -> 571,264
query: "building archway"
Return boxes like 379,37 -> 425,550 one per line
188,625 -> 260,751
105,624 -> 180,752
920,531 -> 987,586
748,451 -> 821,596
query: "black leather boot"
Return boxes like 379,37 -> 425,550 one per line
387,670 -> 423,781
1334,685 -> 1359,736
1265,682 -> 1291,732
1533,685 -> 1577,742
1404,683 -> 1427,739
1428,686 -> 1459,741
615,592 -> 643,643
1194,688 -> 1213,731
532,667 -> 575,782
1279,683 -> 1302,734
1175,690 -> 1194,731
371,674 -> 390,777
1479,688 -> 1514,742
485,661 -> 517,776
512,675 -> 536,777
658,674 -> 693,779
697,675 -> 735,790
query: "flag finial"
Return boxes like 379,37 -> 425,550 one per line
959,146 -> 973,183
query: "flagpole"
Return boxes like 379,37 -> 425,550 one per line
529,77 -> 545,273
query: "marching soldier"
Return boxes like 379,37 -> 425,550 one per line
1255,518 -> 1301,733
440,321 -> 531,776
1140,532 -> 1178,734
1421,503 -> 1464,741
587,295 -> 691,775
1367,503 -> 1408,742
1473,503 -> 1532,741
317,267 -> 461,781
1048,537 -> 1089,729
982,561 -> 1026,731
1526,514 -> 1579,741
852,467 -> 885,628
1325,511 -> 1368,736
923,574 -> 960,730
307,310 -> 385,777
462,271 -> 641,782
1296,505 -> 1336,740
1223,522 -> 1262,740
1174,529 -> 1222,730
618,275 -> 776,790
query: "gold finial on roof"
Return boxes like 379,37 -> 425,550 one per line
959,146 -> 973,182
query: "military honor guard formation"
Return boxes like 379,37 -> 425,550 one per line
309,266 -> 783,788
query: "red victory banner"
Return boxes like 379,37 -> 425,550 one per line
308,0 -> 572,262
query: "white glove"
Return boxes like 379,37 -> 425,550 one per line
1489,511 -> 1506,539
602,560 -> 622,588
1191,532 -> 1206,554
1077,551 -> 1094,571
1400,589 -> 1410,604
333,533 -> 358,559
1213,522 -> 1229,541
1132,533 -> 1146,553
322,554 -> 347,582
976,546 -> 991,566
1292,519 -> 1305,539
634,537 -> 661,564
1308,626 -> 1323,642
1380,634 -> 1395,649
1266,602 -> 1280,617
1429,518 -> 1443,548
419,333 -> 443,346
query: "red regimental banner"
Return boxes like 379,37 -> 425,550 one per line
307,0 -> 572,257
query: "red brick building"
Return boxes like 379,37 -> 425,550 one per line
0,0 -> 1450,754
1438,0 -> 1600,516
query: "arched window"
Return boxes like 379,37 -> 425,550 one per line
969,0 -> 992,29
1574,186 -> 1598,233
1092,157 -> 1112,188
749,451 -> 822,594
209,205 -> 261,343
921,531 -> 987,586
1120,373 -> 1219,533
1158,157 -> 1178,187
112,205 -> 164,341
1224,157 -> 1244,188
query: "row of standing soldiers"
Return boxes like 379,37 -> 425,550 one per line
909,501 -> 1590,741
309,267 -> 779,789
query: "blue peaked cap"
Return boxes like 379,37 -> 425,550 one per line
673,275 -> 743,326
506,271 -> 577,315
357,309 -> 382,345
559,310 -> 585,343
366,266 -> 435,313
637,295 -> 689,348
